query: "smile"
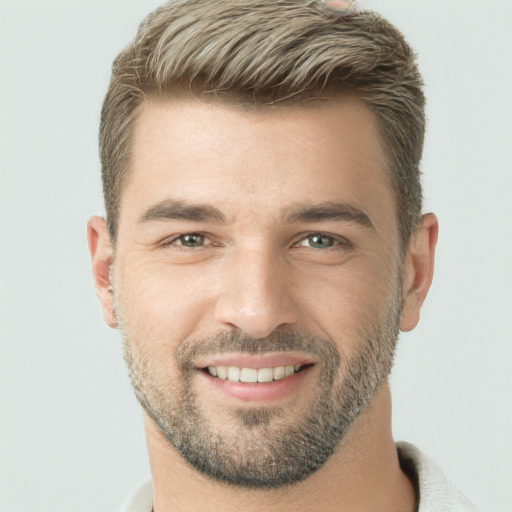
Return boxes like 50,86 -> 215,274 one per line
196,354 -> 316,402
206,364 -> 307,383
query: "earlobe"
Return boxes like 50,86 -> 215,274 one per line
87,216 -> 117,328
400,213 -> 438,332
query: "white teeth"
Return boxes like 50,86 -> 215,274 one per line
216,366 -> 228,380
207,364 -> 304,382
273,366 -> 285,380
284,365 -> 295,377
240,367 -> 258,383
257,367 -> 273,383
227,366 -> 240,382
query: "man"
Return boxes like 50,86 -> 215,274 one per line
87,0 -> 478,510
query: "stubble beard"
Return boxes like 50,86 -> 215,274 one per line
118,294 -> 402,489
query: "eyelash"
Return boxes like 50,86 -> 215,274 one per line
159,232 -> 352,251
291,232 -> 352,251
160,232 -> 217,249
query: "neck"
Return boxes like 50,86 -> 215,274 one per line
144,382 -> 415,512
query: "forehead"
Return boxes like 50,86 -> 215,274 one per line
120,95 -> 395,234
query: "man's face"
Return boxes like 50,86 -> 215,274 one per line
111,96 -> 404,487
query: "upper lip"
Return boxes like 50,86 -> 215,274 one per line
195,353 -> 318,370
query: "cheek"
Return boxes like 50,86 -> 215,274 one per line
296,260 -> 398,352
114,256 -> 218,352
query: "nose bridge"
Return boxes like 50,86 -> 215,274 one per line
214,243 -> 299,338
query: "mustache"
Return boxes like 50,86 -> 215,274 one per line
176,330 -> 341,369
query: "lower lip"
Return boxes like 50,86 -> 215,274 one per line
198,367 -> 312,402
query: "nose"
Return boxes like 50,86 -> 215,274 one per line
214,246 -> 300,339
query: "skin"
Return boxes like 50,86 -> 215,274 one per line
88,94 -> 438,511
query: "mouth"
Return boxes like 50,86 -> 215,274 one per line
195,355 -> 316,402
203,363 -> 312,383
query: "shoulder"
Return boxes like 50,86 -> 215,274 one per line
118,478 -> 153,512
397,441 -> 480,512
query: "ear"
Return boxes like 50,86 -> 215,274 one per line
400,213 -> 439,332
87,216 -> 117,328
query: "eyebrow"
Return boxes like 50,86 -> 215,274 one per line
139,200 -> 228,224
138,199 -> 374,230
281,202 -> 374,229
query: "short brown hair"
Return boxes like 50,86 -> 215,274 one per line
100,0 -> 425,249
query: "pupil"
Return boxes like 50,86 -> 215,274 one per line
310,235 -> 332,248
182,234 -> 203,247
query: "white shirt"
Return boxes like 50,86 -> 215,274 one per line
119,442 -> 479,512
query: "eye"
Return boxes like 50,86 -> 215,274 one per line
294,233 -> 349,250
163,233 -> 212,248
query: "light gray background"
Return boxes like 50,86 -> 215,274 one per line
1,1 -> 511,510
